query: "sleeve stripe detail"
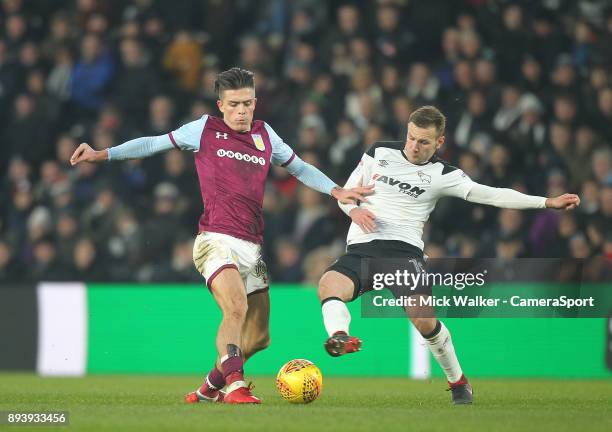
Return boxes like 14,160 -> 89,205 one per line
280,152 -> 296,167
168,131 -> 179,150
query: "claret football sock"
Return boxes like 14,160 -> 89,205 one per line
221,355 -> 245,385
321,297 -> 351,337
198,366 -> 225,396
423,320 -> 464,384
216,345 -> 260,403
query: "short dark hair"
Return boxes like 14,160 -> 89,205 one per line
214,67 -> 255,98
408,105 -> 446,137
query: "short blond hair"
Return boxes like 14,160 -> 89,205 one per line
408,105 -> 446,137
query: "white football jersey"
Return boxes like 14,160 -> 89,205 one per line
344,142 -> 475,250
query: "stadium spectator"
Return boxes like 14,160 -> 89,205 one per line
55,212 -> 80,267
494,3 -> 529,82
292,185 -> 335,258
113,37 -> 161,127
71,237 -> 104,281
163,30 -> 202,92
0,239 -> 21,281
7,94 -> 53,167
407,62 -> 440,107
105,209 -> 142,281
46,45 -> 74,105
148,236 -> 200,282
329,118 -> 362,179
28,237 -> 67,282
272,237 -> 303,283
70,33 -> 115,116
139,182 -> 182,264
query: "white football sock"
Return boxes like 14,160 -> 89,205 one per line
321,298 -> 351,337
424,321 -> 464,383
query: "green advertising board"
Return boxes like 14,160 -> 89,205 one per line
85,284 -> 611,378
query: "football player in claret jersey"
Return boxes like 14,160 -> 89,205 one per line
70,68 -> 372,404
318,106 -> 580,404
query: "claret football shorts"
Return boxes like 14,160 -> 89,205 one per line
193,231 -> 269,296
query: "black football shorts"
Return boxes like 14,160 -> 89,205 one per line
326,240 -> 432,301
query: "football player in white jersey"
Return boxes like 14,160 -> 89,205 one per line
318,106 -> 580,404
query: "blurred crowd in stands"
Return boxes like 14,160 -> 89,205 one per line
0,0 -> 610,284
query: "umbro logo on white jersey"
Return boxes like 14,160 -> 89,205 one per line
378,160 -> 389,167
217,149 -> 265,166
216,132 -> 228,139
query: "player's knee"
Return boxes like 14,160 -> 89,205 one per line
318,273 -> 334,298
318,273 -> 351,302
317,280 -> 333,302
411,317 -> 436,336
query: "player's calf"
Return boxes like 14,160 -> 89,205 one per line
318,271 -> 360,356
418,319 -> 473,404
319,274 -> 354,340
206,269 -> 262,403
241,289 -> 271,362
243,333 -> 270,361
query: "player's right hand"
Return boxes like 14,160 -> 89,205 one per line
331,184 -> 375,204
70,143 -> 107,165
545,193 -> 580,210
349,208 -> 376,233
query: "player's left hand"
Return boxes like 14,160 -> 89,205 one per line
331,184 -> 374,204
545,193 -> 580,210
70,143 -> 108,165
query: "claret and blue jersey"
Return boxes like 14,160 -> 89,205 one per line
169,114 -> 296,244
107,114 -> 337,244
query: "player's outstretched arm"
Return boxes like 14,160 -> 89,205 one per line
284,156 -> 373,204
266,122 -> 372,204
70,135 -> 177,166
465,183 -> 580,210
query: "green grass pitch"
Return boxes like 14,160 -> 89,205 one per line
0,374 -> 610,432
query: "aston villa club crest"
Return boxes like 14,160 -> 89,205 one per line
251,134 -> 265,151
